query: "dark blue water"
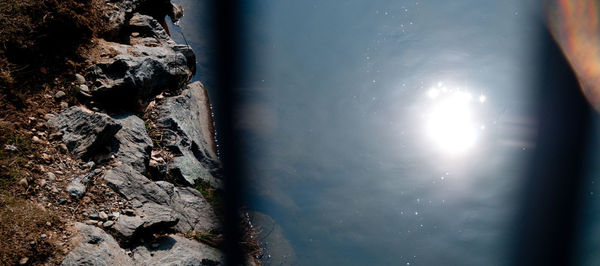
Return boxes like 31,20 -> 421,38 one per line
170,1 -> 544,265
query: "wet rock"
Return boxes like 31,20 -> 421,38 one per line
132,235 -> 223,265
104,165 -> 220,234
86,14 -> 195,109
66,175 -> 89,198
48,107 -> 122,160
157,82 -> 221,186
61,223 -> 134,266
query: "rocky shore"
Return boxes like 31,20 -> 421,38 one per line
30,0 -> 225,264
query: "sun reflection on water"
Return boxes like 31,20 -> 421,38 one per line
423,83 -> 487,155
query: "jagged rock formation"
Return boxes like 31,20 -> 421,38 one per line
157,82 -> 222,187
54,0 -> 224,263
48,107 -> 122,160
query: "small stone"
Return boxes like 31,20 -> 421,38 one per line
57,198 -> 67,204
46,222 -> 51,226
99,211 -> 108,220
38,179 -> 47,187
75,74 -> 86,84
51,186 -> 59,193
18,178 -> 28,187
4,144 -> 17,151
49,131 -> 63,140
103,221 -> 114,228
131,32 -> 140,37
41,234 -> 47,238
79,84 -> 90,93
32,136 -> 41,143
55,91 -> 66,99
47,172 -> 56,181
85,220 -> 97,225
79,91 -> 92,98
84,161 -> 95,169
112,212 -> 120,220
97,221 -> 103,227
19,257 -> 29,265
58,144 -> 68,153
44,113 -> 55,120
60,101 -> 69,109
88,213 -> 99,220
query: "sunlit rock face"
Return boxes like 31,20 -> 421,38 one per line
156,82 -> 222,187
86,13 -> 195,110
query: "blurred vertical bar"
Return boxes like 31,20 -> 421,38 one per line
510,24 -> 592,265
209,0 -> 246,264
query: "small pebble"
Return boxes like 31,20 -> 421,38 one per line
60,102 -> 69,109
41,234 -> 47,239
103,221 -> 114,228
18,178 -> 28,187
59,144 -> 68,153
32,136 -> 41,143
85,220 -> 97,225
112,212 -> 120,220
44,113 -> 55,120
55,91 -> 66,99
75,74 -> 86,84
79,84 -> 90,93
99,211 -> 108,220
19,257 -> 29,265
47,172 -> 56,181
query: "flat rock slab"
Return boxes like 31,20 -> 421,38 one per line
48,106 -> 122,160
104,165 -> 220,237
61,223 -> 134,266
158,81 -> 222,187
63,223 -> 223,265
132,235 -> 223,265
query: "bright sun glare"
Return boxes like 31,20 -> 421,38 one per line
424,83 -> 486,155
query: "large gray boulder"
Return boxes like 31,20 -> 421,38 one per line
48,107 -> 122,160
49,107 -> 152,171
61,223 -> 134,266
104,165 -> 220,236
157,82 -> 222,187
112,114 -> 153,173
112,203 -> 178,244
132,235 -> 223,265
87,13 -> 195,108
62,223 -> 224,265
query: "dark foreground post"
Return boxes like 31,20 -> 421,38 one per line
210,1 -> 246,264
510,25 -> 593,265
